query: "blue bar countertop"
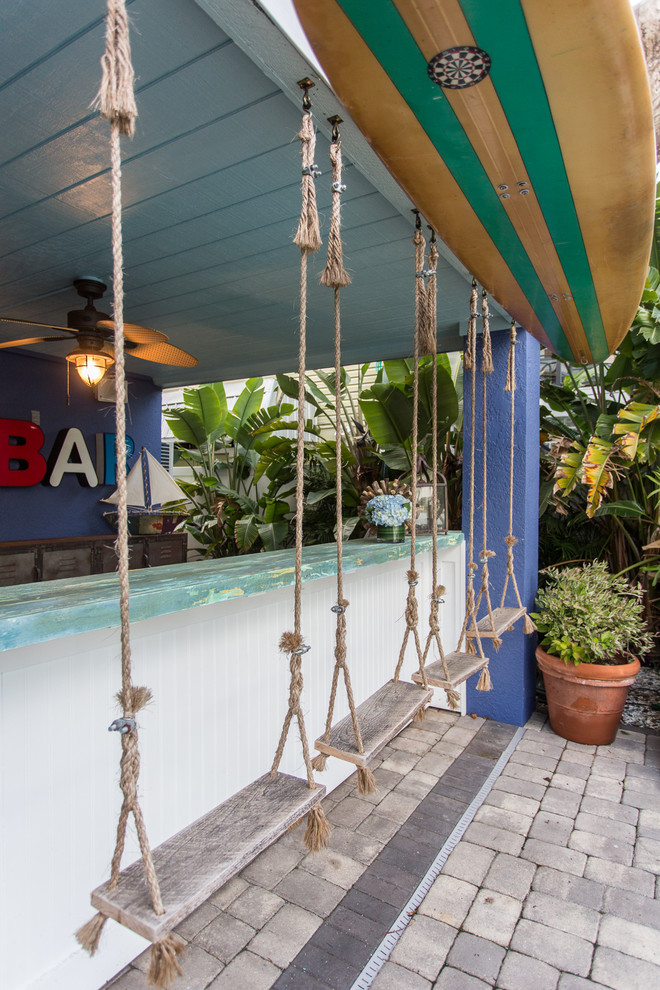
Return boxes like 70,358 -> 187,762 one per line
0,534 -> 464,652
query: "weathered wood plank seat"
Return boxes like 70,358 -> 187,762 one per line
412,651 -> 488,690
467,605 -> 527,640
91,772 -> 325,942
314,679 -> 433,768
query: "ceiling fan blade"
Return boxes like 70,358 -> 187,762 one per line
0,316 -> 76,334
96,320 -> 169,344
0,335 -> 73,349
127,341 -> 199,367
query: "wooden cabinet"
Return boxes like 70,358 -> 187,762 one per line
0,533 -> 188,586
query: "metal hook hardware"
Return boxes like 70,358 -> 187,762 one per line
297,77 -> 315,111
327,114 -> 343,143
108,717 -> 136,735
302,164 -> 322,178
331,604 -> 346,614
294,644 -> 311,655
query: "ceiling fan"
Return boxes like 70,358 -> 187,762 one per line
0,276 -> 199,386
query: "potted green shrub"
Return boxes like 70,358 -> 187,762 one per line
531,562 -> 654,745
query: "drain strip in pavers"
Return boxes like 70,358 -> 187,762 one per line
272,719 -> 522,990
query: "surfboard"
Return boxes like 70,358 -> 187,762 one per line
292,0 -> 656,364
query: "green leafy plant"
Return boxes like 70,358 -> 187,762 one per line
531,562 -> 654,666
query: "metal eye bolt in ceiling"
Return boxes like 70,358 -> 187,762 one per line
0,0 -> 500,390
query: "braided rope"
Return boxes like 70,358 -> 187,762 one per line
420,239 -> 459,709
457,283 -> 488,673
314,136 -> 366,765
473,290 -> 498,643
394,225 -> 426,686
270,103 -> 328,833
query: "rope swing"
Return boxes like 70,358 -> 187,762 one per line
419,228 -> 461,711
310,118 -> 377,795
76,2 -> 185,985
393,214 -> 429,707
269,80 -> 330,852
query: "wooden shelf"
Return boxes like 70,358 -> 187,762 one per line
314,679 -> 432,769
91,772 -> 325,943
412,651 -> 488,690
466,606 -> 527,639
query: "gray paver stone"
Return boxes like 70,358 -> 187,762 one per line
390,915 -> 457,981
371,961 -> 432,989
375,789 -> 420,824
356,812 -> 401,843
509,750 -> 559,772
584,856 -> 656,896
521,838 -> 587,876
227,885 -> 284,929
585,775 -> 623,802
591,755 -> 627,779
522,890 -> 600,941
463,821 -> 525,856
395,769 -> 438,801
474,804 -> 533,835
580,795 -> 638,825
484,853 -> 536,900
496,950 -> 559,990
300,847 -> 365,889
240,844 -> 303,890
574,811 -> 636,845
193,914 -> 255,964
207,949 -> 280,989
591,946 -> 660,990
510,919 -> 593,976
517,737 -> 565,759
569,829 -> 633,865
326,824 -> 384,865
274,867 -> 345,916
248,903 -> 322,969
621,787 -> 660,810
174,901 -> 221,940
445,932 -> 506,983
415,752 -> 454,777
462,888 -> 523,946
434,967 -> 492,989
209,876 -> 250,909
547,772 -> 586,795
389,734 -> 434,757
503,763 -> 554,787
532,866 -> 605,911
528,810 -> 574,846
557,976 -> 610,990
328,796 -> 374,828
379,749 -> 420,775
420,874 -> 479,927
484,789 -> 540,819
598,913 -> 660,966
554,760 -> 590,780
442,840 -> 496,884
493,775 -> 547,801
540,788 -> 581,819
633,835 -> 660,872
603,886 -> 660,929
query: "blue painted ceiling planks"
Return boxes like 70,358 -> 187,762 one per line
0,0 -> 488,387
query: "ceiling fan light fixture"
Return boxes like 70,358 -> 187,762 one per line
65,347 -> 114,386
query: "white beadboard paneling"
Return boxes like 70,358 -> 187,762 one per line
1,542 -> 464,990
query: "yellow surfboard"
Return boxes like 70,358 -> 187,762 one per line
293,0 -> 656,364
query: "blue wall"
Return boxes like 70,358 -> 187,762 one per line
463,326 -> 540,726
0,351 -> 161,541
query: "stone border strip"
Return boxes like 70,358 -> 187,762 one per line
350,724 -> 525,989
273,719 -> 520,990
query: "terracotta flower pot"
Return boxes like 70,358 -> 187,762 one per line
535,645 -> 640,746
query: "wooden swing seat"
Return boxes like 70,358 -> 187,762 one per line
466,606 -> 527,640
314,679 -> 433,768
91,772 -> 325,942
412,651 -> 488,690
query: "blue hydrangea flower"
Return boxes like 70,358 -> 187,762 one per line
364,493 -> 412,527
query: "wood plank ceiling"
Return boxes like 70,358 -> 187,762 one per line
0,0 -> 504,388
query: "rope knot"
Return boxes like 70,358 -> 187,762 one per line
94,0 -> 138,137
279,631 -> 303,654
480,549 -> 496,560
504,536 -> 518,547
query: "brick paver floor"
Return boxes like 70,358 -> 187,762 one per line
104,709 -> 660,990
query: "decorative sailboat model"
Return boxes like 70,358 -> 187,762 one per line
101,446 -> 188,534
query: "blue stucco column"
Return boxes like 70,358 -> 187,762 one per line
463,325 -> 540,725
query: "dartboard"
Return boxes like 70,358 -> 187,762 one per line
427,47 -> 492,89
